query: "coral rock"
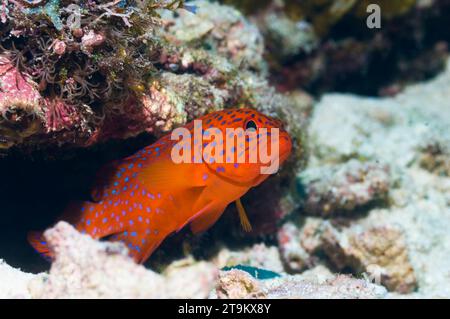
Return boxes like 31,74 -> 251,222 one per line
81,30 -> 105,54
277,222 -> 313,273
28,222 -> 218,298
321,224 -> 417,293
258,12 -> 318,59
263,273 -> 387,299
215,269 -> 267,299
160,0 -> 266,73
0,55 -> 44,149
418,137 -> 450,177
0,260 -> 37,299
298,160 -> 391,216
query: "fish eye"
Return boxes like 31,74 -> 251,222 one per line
245,120 -> 258,131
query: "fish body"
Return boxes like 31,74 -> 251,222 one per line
29,108 -> 292,263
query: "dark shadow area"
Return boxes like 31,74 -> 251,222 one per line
270,0 -> 450,96
0,133 -> 155,273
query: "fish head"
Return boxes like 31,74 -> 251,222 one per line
199,108 -> 292,187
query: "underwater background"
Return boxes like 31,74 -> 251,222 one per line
0,0 -> 449,298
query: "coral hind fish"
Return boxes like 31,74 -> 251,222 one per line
29,108 -> 292,263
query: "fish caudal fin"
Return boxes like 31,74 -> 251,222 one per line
28,231 -> 53,261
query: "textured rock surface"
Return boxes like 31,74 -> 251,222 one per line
277,218 -> 417,293
0,0 -> 309,155
257,11 -> 318,59
27,222 -> 218,299
321,223 -> 417,293
0,260 -> 37,299
0,222 -> 388,299
159,0 -> 266,72
245,0 -> 449,95
277,222 -> 314,273
263,273 -> 387,299
214,269 -> 267,299
211,268 -> 387,299
0,56 -> 45,149
298,160 -> 391,216
213,267 -> 387,299
298,58 -> 450,297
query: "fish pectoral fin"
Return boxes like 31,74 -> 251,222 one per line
190,203 -> 225,235
235,198 -> 252,232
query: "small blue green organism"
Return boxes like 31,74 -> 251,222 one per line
222,265 -> 281,280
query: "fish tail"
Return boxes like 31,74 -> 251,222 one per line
28,231 -> 53,261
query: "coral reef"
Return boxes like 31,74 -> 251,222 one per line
214,269 -> 267,299
1,0 -> 450,300
0,0 -> 190,151
0,55 -> 44,149
232,0 -> 450,95
418,135 -> 450,177
262,272 -> 387,299
321,223 -> 417,293
1,221 -> 389,299
213,267 -> 388,299
276,216 -> 418,294
257,10 -> 318,60
277,222 -> 314,273
283,0 -> 418,36
28,222 -> 218,298
293,58 -> 450,297
159,0 -> 266,73
260,57 -> 450,296
0,0 -> 309,162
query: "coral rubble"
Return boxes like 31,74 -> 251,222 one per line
298,160 -> 391,216
28,222 -> 218,298
213,267 -> 387,299
321,223 -> 417,293
295,58 -> 450,297
1,221 -> 389,299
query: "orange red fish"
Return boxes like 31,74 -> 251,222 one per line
29,108 -> 292,263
